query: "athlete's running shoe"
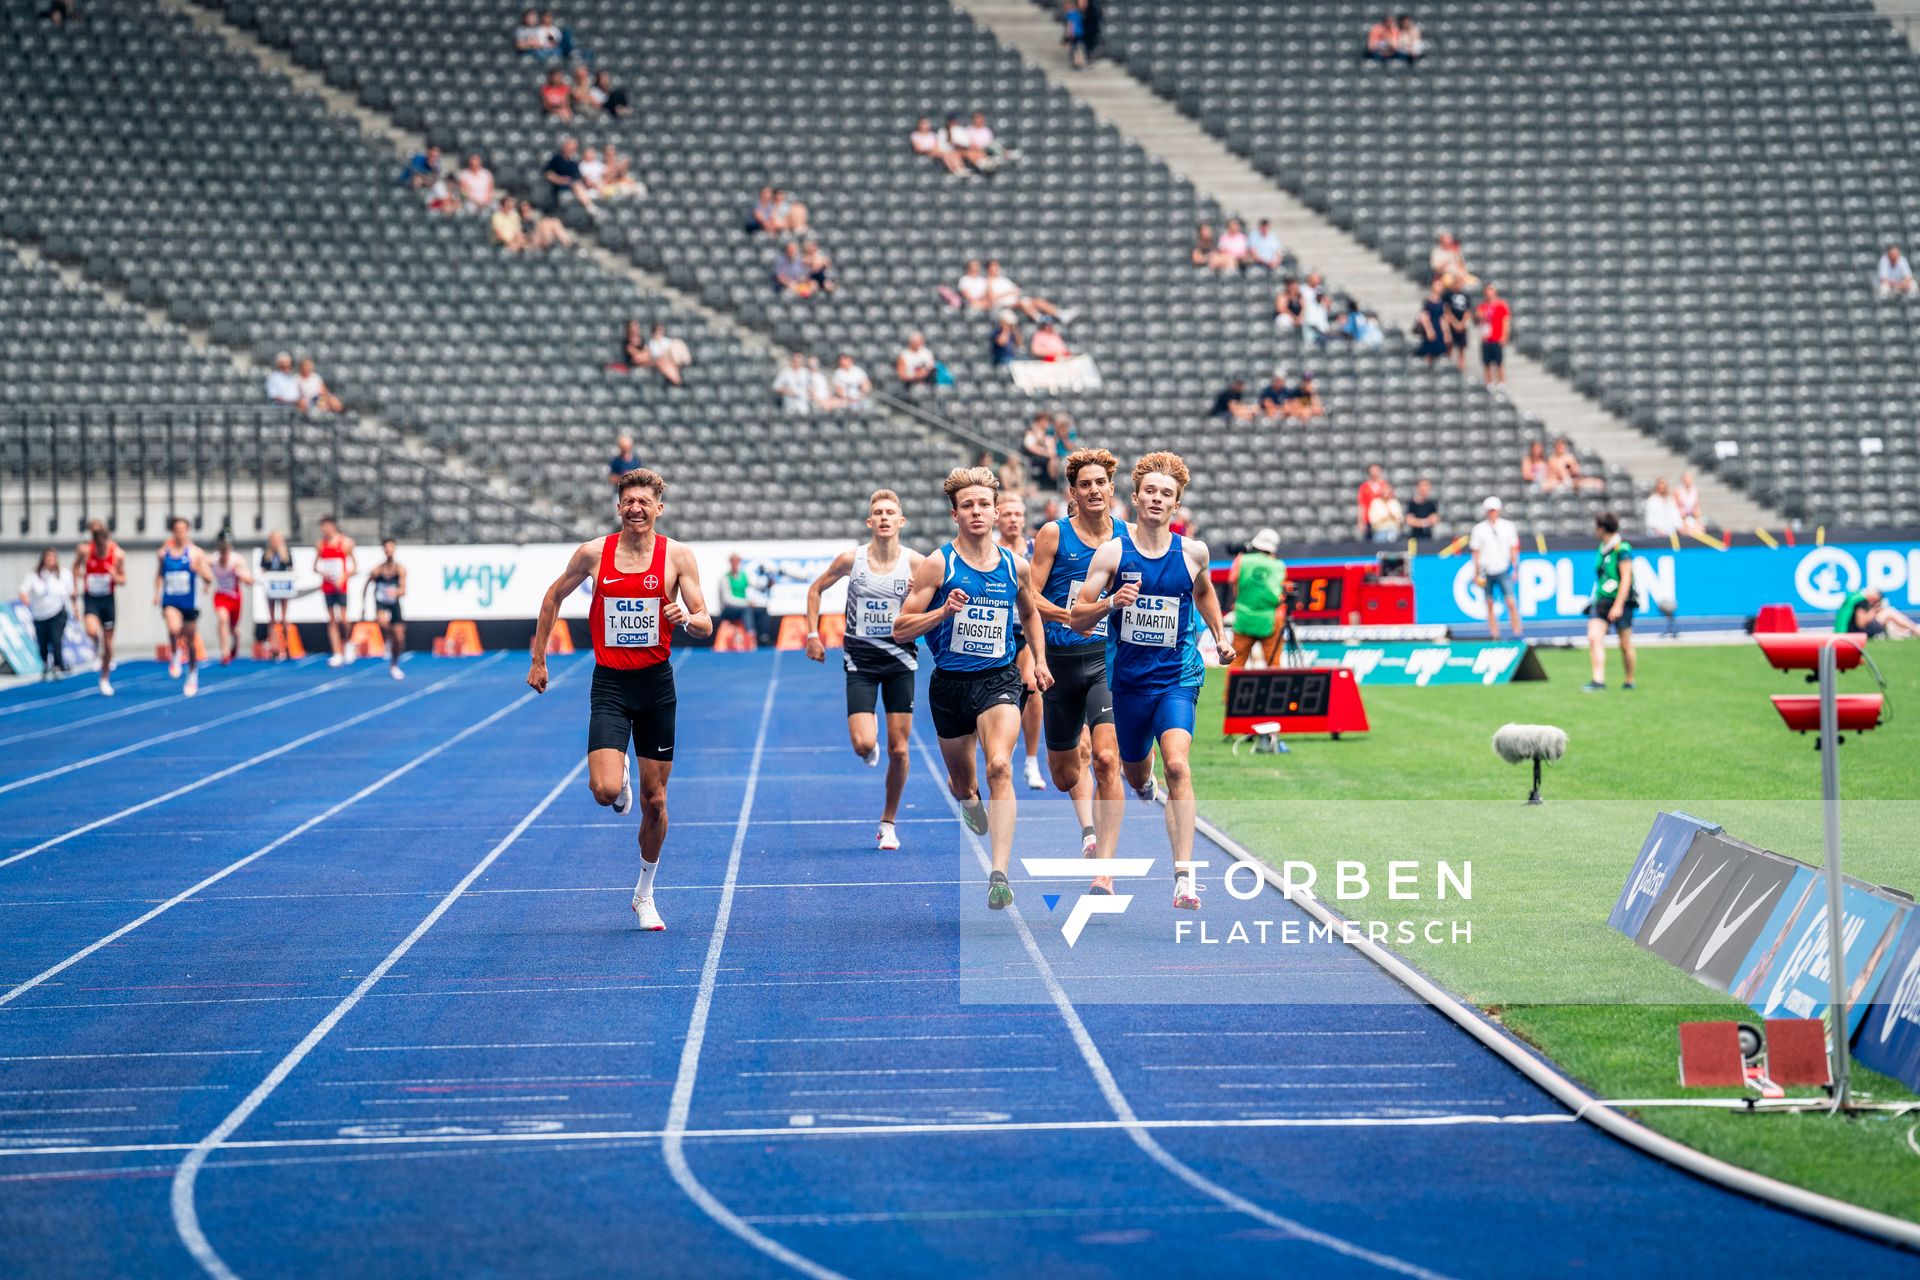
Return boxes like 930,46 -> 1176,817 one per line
98,676 -> 114,697
182,669 -> 199,698
863,744 -> 881,768
631,896 -> 665,931
168,653 -> 181,679
1133,776 -> 1157,803
960,793 -> 989,836
1024,757 -> 1045,790
1173,873 -> 1200,911
1084,833 -> 1112,894
327,653 -> 344,668
613,759 -> 634,816
390,665 -> 406,681
876,821 -> 900,851
987,869 -> 1014,910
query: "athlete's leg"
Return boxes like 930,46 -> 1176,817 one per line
1159,726 -> 1197,886
1017,649 -> 1044,788
587,747 -> 629,806
847,712 -> 878,761
938,732 -> 980,806
215,605 -> 234,663
1619,625 -> 1636,685
637,757 -> 672,863
1587,614 -> 1608,685
269,600 -> 287,659
390,620 -> 406,668
1502,583 -> 1524,638
882,710 -> 912,823
974,703 -> 1022,875
327,601 -> 346,661
1086,721 -> 1124,858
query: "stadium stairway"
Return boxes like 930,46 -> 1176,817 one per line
960,0 -> 1776,534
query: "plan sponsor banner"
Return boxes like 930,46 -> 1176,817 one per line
1410,539 -> 1920,626
251,540 -> 852,623
1607,812 -> 1723,938
1728,875 -> 1909,1037
1854,912 -> 1920,1092
1290,641 -> 1546,686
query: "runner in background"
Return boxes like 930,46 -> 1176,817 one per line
993,491 -> 1047,790
314,515 -> 357,668
209,535 -> 253,666
156,516 -> 213,698
363,538 -> 408,681
72,519 -> 126,695
259,531 -> 295,661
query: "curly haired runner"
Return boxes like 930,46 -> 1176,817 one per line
1071,452 -> 1234,913
528,468 -> 712,931
892,466 -> 1052,910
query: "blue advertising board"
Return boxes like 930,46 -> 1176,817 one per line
1854,911 -> 1920,1092
1607,812 -> 1723,938
1411,539 -> 1920,627
1727,875 -> 1910,1038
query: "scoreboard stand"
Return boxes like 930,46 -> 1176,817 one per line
1222,666 -> 1369,741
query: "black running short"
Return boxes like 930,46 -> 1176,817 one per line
846,665 -> 915,717
167,605 -> 199,624
928,663 -> 1023,740
1042,644 -> 1114,752
1588,598 -> 1635,632
84,595 -> 116,631
321,589 -> 349,613
588,661 -> 677,760
375,601 -> 404,625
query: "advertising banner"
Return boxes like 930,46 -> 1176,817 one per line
1854,912 -> 1920,1092
1728,876 -> 1910,1037
1410,539 -> 1920,626
1673,838 -> 1805,992
1607,812 -> 1723,939
1289,641 -> 1546,686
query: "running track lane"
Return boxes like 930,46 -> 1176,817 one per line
0,652 -> 1912,1277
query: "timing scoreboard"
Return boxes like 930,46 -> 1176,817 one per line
1221,666 -> 1370,738
1283,562 -> 1414,626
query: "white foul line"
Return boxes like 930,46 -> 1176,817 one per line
0,665 -> 281,748
0,654 -> 504,869
910,730 -> 1453,1280
0,658 -> 539,1010
659,652 -> 848,1280
169,756 -> 588,1280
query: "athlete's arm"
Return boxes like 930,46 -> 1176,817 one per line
1026,521 -> 1071,627
1068,539 -> 1127,634
893,551 -> 963,642
803,549 -> 856,663
193,549 -> 214,584
234,560 -> 255,587
343,539 -> 358,582
153,550 -> 164,606
1015,557 -> 1053,692
1187,540 -> 1234,665
114,548 -> 127,586
528,540 -> 598,692
665,542 -> 712,639
1611,553 -> 1632,621
395,564 -> 406,598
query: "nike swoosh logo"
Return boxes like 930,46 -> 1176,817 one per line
1694,874 -> 1772,970
603,576 -> 629,584
1646,858 -> 1727,945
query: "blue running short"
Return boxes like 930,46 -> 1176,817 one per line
1113,685 -> 1199,765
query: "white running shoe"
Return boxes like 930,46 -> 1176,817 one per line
863,744 -> 881,768
631,896 -> 665,931
168,653 -> 181,679
327,653 -> 344,668
390,664 -> 406,681
1082,831 -> 1098,858
1173,873 -> 1200,911
613,759 -> 634,816
1024,757 -> 1045,790
876,821 -> 900,851
99,677 -> 114,697
1133,776 -> 1157,802
182,669 -> 199,698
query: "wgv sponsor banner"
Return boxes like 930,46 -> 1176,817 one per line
1291,641 -> 1545,686
1608,812 -> 1723,938
1854,912 -> 1920,1092
1729,876 -> 1909,1037
1411,539 -> 1920,626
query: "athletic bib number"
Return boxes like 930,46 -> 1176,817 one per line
855,595 -> 898,639
318,558 -> 345,584
262,573 -> 297,601
603,596 -> 662,648
948,603 -> 1008,658
1120,594 -> 1179,648
1069,578 -> 1107,639
85,572 -> 113,596
375,582 -> 401,605
163,570 -> 191,597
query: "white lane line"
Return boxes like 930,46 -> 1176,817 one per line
1123,1031 -> 1427,1038
738,1067 -> 1056,1079
735,1034 -> 1046,1045
0,879 -> 955,909
660,653 -> 848,1280
169,757 -> 586,1280
1144,1063 -> 1459,1072
0,1085 -> 230,1098
0,669 -> 170,717
0,657 -> 539,1010
910,731 -> 1453,1280
345,1040 -> 649,1053
540,817 -> 953,829
0,665 -> 380,795
0,667 -> 284,747
1,1111 -> 1576,1160
317,1074 -> 648,1087
0,654 -> 504,869
0,1049 -> 264,1062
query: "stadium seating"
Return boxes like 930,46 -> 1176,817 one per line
1,2 -> 967,542
201,0 -> 1634,544
1093,0 -> 1920,528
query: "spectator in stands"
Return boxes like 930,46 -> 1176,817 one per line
1210,378 -> 1256,422
1022,413 -> 1057,487
19,547 -> 72,681
1338,306 -> 1386,345
295,358 -> 344,415
400,146 -> 442,192
1521,439 -> 1549,490
516,9 -> 556,56
543,138 -> 596,215
801,240 -> 838,295
1878,244 -> 1915,300
1395,14 -> 1426,62
969,112 -> 1018,167
772,241 -> 815,297
457,154 -> 495,212
598,146 -> 643,200
1547,437 -> 1603,492
986,260 -> 1074,324
896,331 -> 937,396
1284,371 -> 1326,421
1415,280 -> 1449,366
996,452 -> 1027,496
45,0 -> 77,24
1247,218 -> 1282,271
540,68 -> 573,120
608,434 -> 642,485
643,323 -> 689,387
1259,372 -> 1292,420
491,195 -> 527,250
1477,283 -> 1511,395
1405,477 -> 1439,540
772,352 -> 812,414
807,356 -> 837,411
751,187 -> 807,236
615,319 -> 648,372
957,259 -> 992,312
1837,587 -> 1920,640
538,9 -> 584,60
1442,282 -> 1472,372
1217,219 -> 1251,270
1273,277 -> 1305,331
578,146 -> 609,195
1191,222 -> 1223,270
568,65 -> 597,115
1052,412 -> 1081,462
265,353 -> 300,407
991,314 -> 1025,365
1675,471 -> 1705,534
831,353 -> 872,410
910,116 -> 971,178
1642,476 -> 1682,538
1029,320 -> 1069,362
944,113 -> 991,173
1470,497 -> 1523,639
1062,0 -> 1100,68
519,198 -> 572,250
1430,231 -> 1477,289
1356,463 -> 1387,537
598,70 -> 630,118
1368,483 -> 1405,542
1365,13 -> 1398,61
1300,272 -> 1331,340
748,186 -> 780,235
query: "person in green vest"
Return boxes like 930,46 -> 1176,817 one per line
716,554 -> 757,646
1228,528 -> 1287,667
1583,512 -> 1636,692
1836,587 -> 1920,639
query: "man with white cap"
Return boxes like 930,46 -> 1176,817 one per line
1469,497 -> 1523,640
1228,528 -> 1287,667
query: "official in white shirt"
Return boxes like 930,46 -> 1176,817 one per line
1469,496 -> 1524,640
19,547 -> 74,680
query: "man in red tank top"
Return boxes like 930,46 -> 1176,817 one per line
529,468 -> 712,931
314,515 -> 357,668
72,519 -> 127,696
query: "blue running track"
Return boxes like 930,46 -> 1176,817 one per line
0,651 -> 1912,1277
